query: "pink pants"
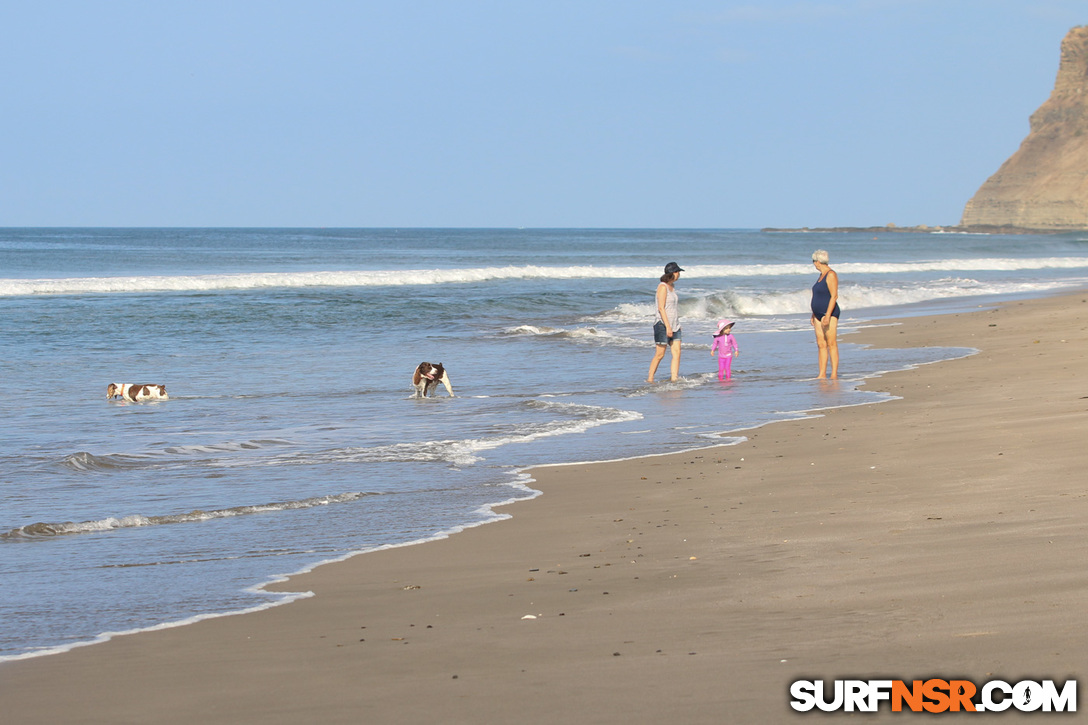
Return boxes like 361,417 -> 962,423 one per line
717,355 -> 733,381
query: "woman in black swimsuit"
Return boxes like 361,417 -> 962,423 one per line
810,249 -> 840,379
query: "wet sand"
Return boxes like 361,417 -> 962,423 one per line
2,292 -> 1087,723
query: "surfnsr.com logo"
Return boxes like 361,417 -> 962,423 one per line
790,679 -> 1076,713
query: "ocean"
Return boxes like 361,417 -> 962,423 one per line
2,227 -> 1087,661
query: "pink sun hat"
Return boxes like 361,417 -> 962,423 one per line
716,319 -> 734,334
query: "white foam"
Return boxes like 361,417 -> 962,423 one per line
2,267 -> 648,296
348,402 -> 643,466
500,324 -> 561,336
4,258 -> 1088,296
501,324 -> 647,348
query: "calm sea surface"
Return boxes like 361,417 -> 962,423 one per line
3,228 -> 1087,660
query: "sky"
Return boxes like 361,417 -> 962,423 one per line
1,1 -> 1085,228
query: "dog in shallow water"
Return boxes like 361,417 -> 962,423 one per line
412,362 -> 453,398
107,383 -> 168,402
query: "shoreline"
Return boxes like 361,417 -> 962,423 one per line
3,291 -> 1087,722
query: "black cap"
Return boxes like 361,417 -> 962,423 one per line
664,261 -> 684,274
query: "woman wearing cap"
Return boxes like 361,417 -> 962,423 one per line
647,262 -> 683,382
810,249 -> 840,379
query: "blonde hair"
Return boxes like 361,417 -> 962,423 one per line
812,249 -> 829,264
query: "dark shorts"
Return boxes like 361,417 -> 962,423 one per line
653,322 -> 681,345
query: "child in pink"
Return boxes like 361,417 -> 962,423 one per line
710,319 -> 739,381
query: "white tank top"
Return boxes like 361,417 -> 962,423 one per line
655,283 -> 680,330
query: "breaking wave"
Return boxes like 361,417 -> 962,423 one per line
501,325 -> 646,347
594,277 -> 1088,321
4,258 -> 1088,296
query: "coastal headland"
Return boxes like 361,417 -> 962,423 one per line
770,27 -> 1088,236
1,291 -> 1087,722
961,26 -> 1088,231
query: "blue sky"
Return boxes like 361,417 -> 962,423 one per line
1,1 -> 1084,228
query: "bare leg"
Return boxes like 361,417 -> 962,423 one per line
668,338 -> 682,381
812,315 -> 829,379
826,316 -> 839,379
439,372 -> 455,397
647,344 -> 667,382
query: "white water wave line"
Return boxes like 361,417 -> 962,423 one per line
59,438 -> 296,472
0,491 -> 378,540
501,324 -> 647,347
241,401 -> 645,468
4,258 -> 1088,295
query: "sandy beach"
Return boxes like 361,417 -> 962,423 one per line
2,291 -> 1086,723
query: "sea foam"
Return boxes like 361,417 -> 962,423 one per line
3,258 -> 1088,296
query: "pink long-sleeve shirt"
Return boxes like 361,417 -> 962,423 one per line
711,333 -> 738,358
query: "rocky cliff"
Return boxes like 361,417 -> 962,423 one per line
961,26 -> 1088,231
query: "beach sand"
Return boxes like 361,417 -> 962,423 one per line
2,292 -> 1087,723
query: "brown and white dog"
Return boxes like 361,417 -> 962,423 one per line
412,362 -> 454,398
107,383 -> 169,402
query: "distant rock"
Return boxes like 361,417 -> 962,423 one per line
961,26 -> 1088,231
761,224 -> 953,234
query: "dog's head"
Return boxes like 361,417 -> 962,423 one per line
107,383 -> 122,399
413,362 -> 446,386
424,362 -> 443,380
